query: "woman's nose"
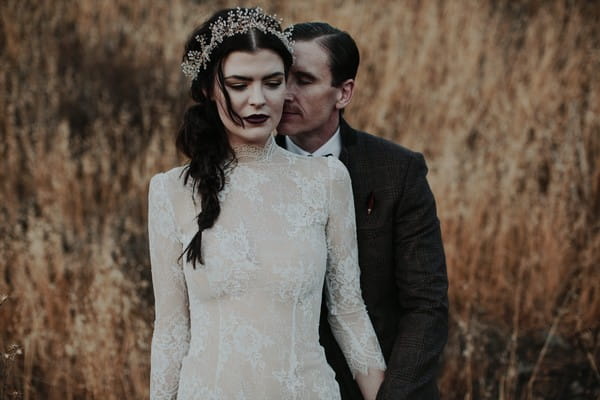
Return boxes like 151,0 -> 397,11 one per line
249,86 -> 266,106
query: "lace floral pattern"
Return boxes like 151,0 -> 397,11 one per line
148,175 -> 190,400
148,138 -> 385,399
205,223 -> 259,298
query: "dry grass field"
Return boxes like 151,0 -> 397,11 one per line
1,0 -> 598,398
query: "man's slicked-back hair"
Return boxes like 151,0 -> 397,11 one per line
289,22 -> 359,86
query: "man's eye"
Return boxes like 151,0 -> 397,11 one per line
297,79 -> 312,85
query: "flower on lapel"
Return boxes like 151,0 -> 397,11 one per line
367,191 -> 375,215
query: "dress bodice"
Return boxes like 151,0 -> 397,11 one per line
148,137 -> 385,399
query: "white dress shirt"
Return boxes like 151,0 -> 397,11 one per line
284,127 -> 342,158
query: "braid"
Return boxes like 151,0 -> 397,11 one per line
176,102 -> 233,267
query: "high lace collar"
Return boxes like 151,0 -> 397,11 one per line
232,136 -> 276,163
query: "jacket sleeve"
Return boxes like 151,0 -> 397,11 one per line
377,153 -> 449,400
148,173 -> 190,400
324,158 -> 387,378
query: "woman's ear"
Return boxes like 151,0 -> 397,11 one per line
335,79 -> 355,110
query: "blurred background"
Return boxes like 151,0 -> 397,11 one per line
1,0 -> 598,398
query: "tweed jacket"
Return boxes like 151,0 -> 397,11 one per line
276,119 -> 448,400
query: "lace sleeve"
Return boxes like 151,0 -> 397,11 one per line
148,173 -> 190,400
324,158 -> 386,378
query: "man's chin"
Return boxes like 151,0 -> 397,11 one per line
276,121 -> 297,136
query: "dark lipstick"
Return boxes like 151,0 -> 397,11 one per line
244,114 -> 269,124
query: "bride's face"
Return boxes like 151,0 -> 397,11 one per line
213,49 -> 286,147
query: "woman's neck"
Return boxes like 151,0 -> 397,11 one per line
231,136 -> 275,162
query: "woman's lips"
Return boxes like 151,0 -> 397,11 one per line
244,114 -> 269,124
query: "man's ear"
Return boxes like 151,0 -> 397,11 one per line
335,79 -> 355,110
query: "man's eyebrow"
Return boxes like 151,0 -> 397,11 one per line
224,72 -> 285,81
294,71 -> 317,80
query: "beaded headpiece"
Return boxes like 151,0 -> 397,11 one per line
181,7 -> 294,80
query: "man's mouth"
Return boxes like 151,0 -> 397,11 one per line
281,110 -> 301,119
244,114 -> 269,124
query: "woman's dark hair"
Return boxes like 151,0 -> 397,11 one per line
177,8 -> 293,267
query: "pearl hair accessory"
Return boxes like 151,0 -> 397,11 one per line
181,7 -> 294,80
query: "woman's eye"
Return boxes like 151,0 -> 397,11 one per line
265,80 -> 283,88
228,84 -> 247,91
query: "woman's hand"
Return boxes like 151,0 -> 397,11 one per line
355,367 -> 385,400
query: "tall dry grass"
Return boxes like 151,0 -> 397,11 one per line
1,0 -> 598,398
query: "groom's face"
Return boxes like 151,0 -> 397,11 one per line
277,40 -> 342,139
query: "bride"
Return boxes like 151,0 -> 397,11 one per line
148,7 -> 385,399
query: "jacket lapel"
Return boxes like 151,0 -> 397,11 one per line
339,120 -> 376,226
275,134 -> 287,149
339,118 -> 358,173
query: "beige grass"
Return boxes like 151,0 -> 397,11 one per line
1,0 -> 598,398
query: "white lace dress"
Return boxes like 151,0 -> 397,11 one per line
148,137 -> 385,399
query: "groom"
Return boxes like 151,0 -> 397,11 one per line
276,23 -> 449,399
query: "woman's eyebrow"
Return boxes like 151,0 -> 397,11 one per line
262,72 -> 285,79
224,71 -> 285,81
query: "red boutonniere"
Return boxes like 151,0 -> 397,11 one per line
367,191 -> 375,215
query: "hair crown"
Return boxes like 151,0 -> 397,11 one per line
182,7 -> 294,80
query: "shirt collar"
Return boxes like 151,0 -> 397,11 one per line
284,127 -> 342,158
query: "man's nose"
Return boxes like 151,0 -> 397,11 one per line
283,89 -> 294,102
283,83 -> 296,102
285,77 -> 298,95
